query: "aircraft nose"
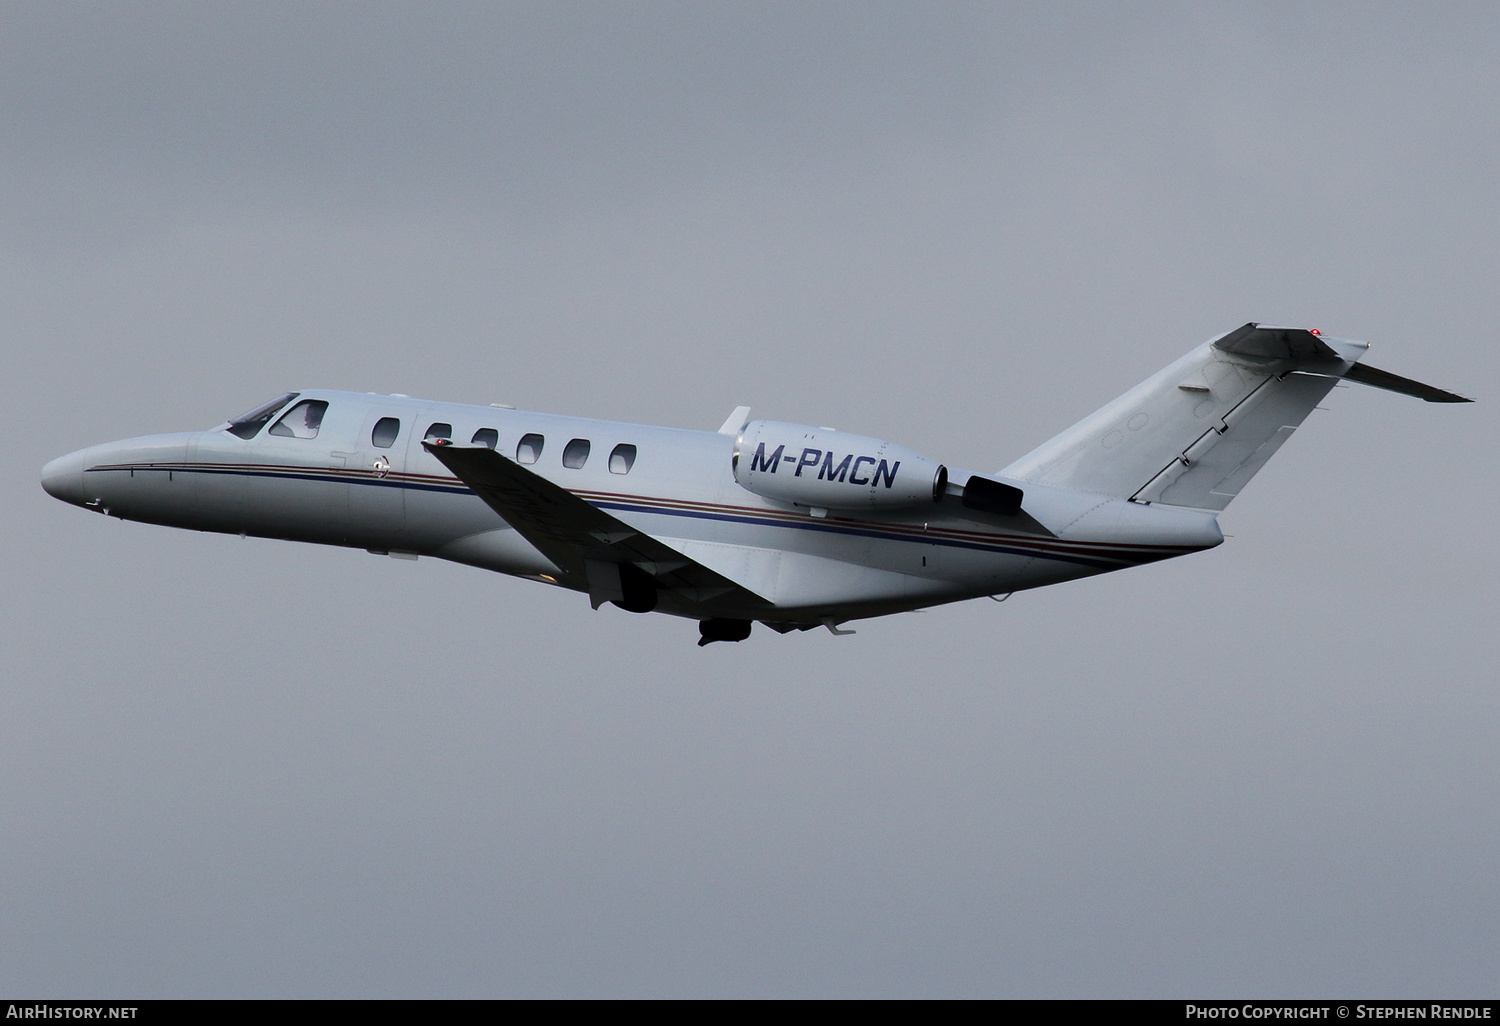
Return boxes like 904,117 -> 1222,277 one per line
41,448 -> 89,506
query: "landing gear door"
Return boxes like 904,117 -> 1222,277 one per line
348,409 -> 407,540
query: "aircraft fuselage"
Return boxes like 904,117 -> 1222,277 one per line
41,389 -> 1223,632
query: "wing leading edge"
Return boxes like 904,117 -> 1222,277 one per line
421,442 -> 773,617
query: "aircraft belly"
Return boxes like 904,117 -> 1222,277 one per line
347,465 -> 405,537
658,537 -> 950,611
192,457 -> 248,532
435,527 -> 560,578
396,483 -> 499,551
770,553 -> 963,610
242,472 -> 348,545
618,504 -> 1085,611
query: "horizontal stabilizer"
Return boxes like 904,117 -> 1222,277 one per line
1343,362 -> 1472,403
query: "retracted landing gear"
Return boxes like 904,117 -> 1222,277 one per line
698,618 -> 752,646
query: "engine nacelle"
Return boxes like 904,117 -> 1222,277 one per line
732,421 -> 947,511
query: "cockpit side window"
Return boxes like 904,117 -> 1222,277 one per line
268,399 -> 329,439
371,417 -> 400,449
227,393 -> 299,439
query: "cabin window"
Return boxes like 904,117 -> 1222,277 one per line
562,438 -> 591,469
227,393 -> 298,439
609,443 -> 637,475
516,433 -> 544,464
371,417 -> 401,449
268,399 -> 329,439
471,428 -> 498,449
424,423 -> 453,444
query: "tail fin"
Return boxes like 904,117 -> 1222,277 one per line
1000,323 -> 1469,512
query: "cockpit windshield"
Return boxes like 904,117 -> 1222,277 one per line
226,393 -> 299,439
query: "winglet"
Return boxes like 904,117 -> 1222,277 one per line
718,406 -> 752,436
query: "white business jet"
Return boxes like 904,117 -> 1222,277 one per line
41,324 -> 1467,645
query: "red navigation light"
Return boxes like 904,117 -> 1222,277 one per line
1309,328 -> 1321,335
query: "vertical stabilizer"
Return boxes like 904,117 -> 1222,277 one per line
1000,324 -> 1379,511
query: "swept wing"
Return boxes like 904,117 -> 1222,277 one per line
422,442 -> 772,617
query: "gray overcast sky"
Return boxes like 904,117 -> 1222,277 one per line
3,2 -> 1497,997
